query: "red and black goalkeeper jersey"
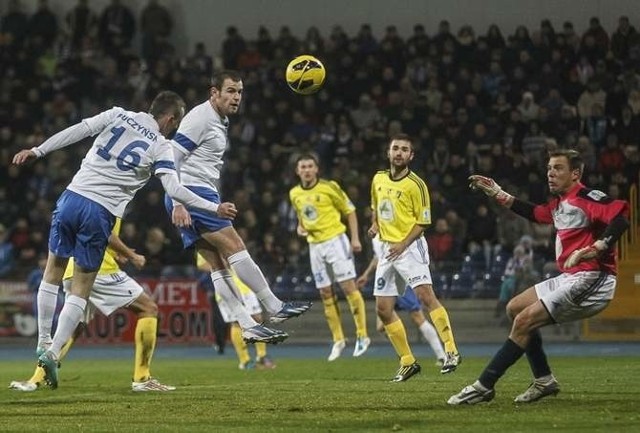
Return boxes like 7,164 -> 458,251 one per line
532,183 -> 629,275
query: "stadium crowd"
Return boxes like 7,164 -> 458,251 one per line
1,0 -> 639,301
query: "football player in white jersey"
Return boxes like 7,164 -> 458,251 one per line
12,91 -> 237,389
165,70 -> 311,344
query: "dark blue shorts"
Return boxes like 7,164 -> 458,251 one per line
48,190 -> 115,271
164,186 -> 232,248
396,286 -> 422,312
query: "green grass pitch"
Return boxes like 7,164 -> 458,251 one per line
1,356 -> 638,432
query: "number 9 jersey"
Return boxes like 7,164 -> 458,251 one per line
67,107 -> 176,217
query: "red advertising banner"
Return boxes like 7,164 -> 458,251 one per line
0,279 -> 215,344
0,281 -> 36,337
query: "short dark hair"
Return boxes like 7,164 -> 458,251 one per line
389,133 -> 414,149
549,148 -> 584,173
149,91 -> 185,119
211,70 -> 242,90
295,152 -> 319,166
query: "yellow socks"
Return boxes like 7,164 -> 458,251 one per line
133,317 -> 157,382
29,336 -> 76,384
256,342 -> 267,360
429,306 -> 458,354
28,365 -> 46,385
346,291 -> 368,338
322,295 -> 345,342
384,319 -> 415,366
230,323 -> 251,365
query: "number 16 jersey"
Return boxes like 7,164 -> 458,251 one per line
67,107 -> 176,217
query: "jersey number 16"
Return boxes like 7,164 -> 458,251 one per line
97,126 -> 150,171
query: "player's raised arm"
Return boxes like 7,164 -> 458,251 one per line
12,108 -> 122,165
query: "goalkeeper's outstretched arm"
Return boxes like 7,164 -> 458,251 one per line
468,175 -> 537,222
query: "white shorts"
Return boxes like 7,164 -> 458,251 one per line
374,236 -> 432,297
309,233 -> 356,288
216,290 -> 262,323
63,271 -> 144,321
535,271 -> 616,323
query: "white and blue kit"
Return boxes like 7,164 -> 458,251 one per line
33,107 -> 219,271
165,100 -> 232,247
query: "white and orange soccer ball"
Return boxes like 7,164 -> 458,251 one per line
285,54 -> 326,95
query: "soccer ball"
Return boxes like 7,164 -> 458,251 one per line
285,55 -> 326,95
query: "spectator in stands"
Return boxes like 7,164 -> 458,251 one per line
0,224 -> 15,277
517,91 -> 540,122
582,17 -> 610,55
466,204 -> 497,269
29,0 -> 58,51
140,0 -> 173,67
65,0 -> 98,51
577,79 -> 607,119
99,0 -> 136,58
495,244 -> 528,321
1,0 -> 28,50
611,16 -> 638,60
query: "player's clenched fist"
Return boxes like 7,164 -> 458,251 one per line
468,175 -> 513,206
217,202 -> 237,219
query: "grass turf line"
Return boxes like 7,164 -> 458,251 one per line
1,357 -> 639,432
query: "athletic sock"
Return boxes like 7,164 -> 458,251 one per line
37,282 -> 60,347
230,323 -> 250,365
429,306 -> 458,354
419,321 -> 446,360
526,329 -> 552,378
478,338 -> 525,389
133,317 -> 158,382
228,250 -> 283,314
346,291 -> 367,338
211,270 -> 258,329
49,295 -> 86,359
322,295 -> 344,342
384,319 -> 416,366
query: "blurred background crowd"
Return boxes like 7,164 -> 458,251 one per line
1,0 -> 639,303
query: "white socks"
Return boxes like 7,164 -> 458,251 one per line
227,250 -> 283,314
419,320 -> 446,360
211,270 -> 258,329
49,295 -> 87,358
37,282 -> 60,348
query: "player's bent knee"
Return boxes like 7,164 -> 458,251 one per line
511,310 -> 535,335
131,294 -> 158,317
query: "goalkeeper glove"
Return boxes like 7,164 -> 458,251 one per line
564,240 -> 608,268
468,175 -> 513,206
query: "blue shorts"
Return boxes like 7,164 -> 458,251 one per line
164,186 -> 232,248
395,286 -> 422,312
48,190 -> 115,271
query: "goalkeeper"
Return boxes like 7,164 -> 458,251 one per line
448,149 -> 629,405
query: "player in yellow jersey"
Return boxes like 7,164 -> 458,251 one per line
9,218 -> 174,392
369,134 -> 460,381
290,153 -> 370,361
197,254 -> 275,370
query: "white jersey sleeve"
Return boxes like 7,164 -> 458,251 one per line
171,100 -> 228,192
32,108 -> 123,157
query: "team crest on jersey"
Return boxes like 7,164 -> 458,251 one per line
586,189 -> 607,201
379,199 -> 394,221
302,204 -> 319,220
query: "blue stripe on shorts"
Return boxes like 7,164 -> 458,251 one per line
164,186 -> 232,248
